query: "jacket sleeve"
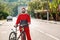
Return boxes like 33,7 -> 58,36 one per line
27,14 -> 31,24
16,14 -> 20,25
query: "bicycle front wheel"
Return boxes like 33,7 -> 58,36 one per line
9,32 -> 16,40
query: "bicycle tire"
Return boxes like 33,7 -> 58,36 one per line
9,32 -> 17,40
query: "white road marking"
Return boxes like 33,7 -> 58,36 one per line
31,26 -> 60,40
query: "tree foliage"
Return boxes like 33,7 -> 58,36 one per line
49,0 -> 60,12
0,0 -> 21,20
28,0 -> 42,10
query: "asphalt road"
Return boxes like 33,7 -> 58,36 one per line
0,17 -> 60,40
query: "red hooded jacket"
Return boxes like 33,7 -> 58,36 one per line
16,13 -> 31,25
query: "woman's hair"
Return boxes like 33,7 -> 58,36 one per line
22,8 -> 25,10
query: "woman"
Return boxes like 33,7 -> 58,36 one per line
15,8 -> 31,40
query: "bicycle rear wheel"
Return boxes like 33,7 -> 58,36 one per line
9,32 -> 16,40
21,32 -> 26,40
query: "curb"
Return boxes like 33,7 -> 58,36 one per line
41,20 -> 60,24
0,20 -> 6,25
34,19 -> 60,25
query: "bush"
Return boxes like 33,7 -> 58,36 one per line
0,11 -> 9,20
41,13 -> 47,20
51,12 -> 56,20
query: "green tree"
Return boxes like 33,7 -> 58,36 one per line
28,0 -> 42,17
48,0 -> 60,20
0,0 -> 20,20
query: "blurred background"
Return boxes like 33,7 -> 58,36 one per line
0,0 -> 60,40
0,0 -> 60,21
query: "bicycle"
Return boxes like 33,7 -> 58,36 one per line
9,24 -> 26,40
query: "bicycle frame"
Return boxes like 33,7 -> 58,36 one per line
9,24 -> 26,40
17,26 -> 26,40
